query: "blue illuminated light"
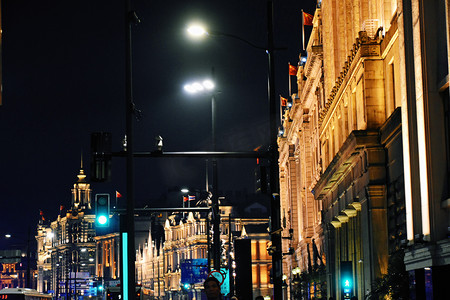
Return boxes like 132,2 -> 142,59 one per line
122,232 -> 128,300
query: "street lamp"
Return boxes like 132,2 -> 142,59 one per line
183,78 -> 217,150
187,24 -> 266,50
185,2 -> 283,298
184,80 -> 215,94
186,24 -> 208,39
183,77 -> 220,271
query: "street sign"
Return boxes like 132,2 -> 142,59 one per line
181,259 -> 209,284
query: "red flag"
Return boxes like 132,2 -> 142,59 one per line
183,196 -> 188,202
60,205 -> 64,211
40,210 -> 44,216
289,64 -> 298,76
303,11 -> 313,26
116,191 -> 122,198
280,96 -> 288,107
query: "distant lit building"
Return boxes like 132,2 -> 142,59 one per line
36,223 -> 53,292
135,205 -> 272,299
94,232 -> 120,284
36,161 -> 97,298
0,249 -> 37,289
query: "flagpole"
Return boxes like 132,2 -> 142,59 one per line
302,9 -> 305,51
288,62 -> 292,96
279,95 -> 283,123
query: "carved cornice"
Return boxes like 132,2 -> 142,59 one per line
318,31 -> 381,128
304,45 -> 323,79
312,130 -> 380,200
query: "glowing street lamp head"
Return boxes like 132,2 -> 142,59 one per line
184,79 -> 215,94
192,82 -> 204,92
202,80 -> 215,90
187,24 -> 208,38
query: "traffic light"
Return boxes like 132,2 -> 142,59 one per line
91,132 -> 112,182
340,261 -> 354,299
181,283 -> 191,292
95,194 -> 110,227
255,164 -> 270,194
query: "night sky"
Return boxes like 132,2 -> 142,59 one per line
0,0 -> 316,246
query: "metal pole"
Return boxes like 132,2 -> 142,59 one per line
125,0 -> 136,299
26,226 -> 31,288
210,67 -> 221,271
207,217 -> 211,273
212,158 -> 220,270
267,1 -> 283,299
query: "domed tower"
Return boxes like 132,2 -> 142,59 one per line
71,155 -> 92,211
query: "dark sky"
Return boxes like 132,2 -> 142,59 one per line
0,0 -> 316,245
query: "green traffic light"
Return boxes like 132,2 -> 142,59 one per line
95,193 -> 110,227
97,215 -> 108,225
343,278 -> 352,287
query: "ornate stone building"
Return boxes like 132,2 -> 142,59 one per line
135,206 -> 272,299
279,1 -> 403,299
279,0 -> 450,299
36,162 -> 97,298
36,222 -> 53,292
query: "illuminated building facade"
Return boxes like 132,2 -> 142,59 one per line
36,223 -> 53,292
94,232 -> 120,283
0,249 -> 37,290
279,0 -> 449,299
36,162 -> 97,298
399,0 -> 450,298
135,206 -> 272,299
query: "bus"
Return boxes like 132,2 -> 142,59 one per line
0,288 -> 53,300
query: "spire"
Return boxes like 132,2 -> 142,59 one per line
77,152 -> 86,182
240,225 -> 248,238
72,151 -> 92,210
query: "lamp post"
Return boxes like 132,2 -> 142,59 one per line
124,1 -> 140,299
186,2 -> 283,298
183,78 -> 221,271
183,78 -> 217,151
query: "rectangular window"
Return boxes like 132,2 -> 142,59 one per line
386,60 -> 396,117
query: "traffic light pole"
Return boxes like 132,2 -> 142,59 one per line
267,1 -> 283,299
125,1 -> 136,299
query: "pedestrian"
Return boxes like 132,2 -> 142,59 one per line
203,276 -> 222,300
